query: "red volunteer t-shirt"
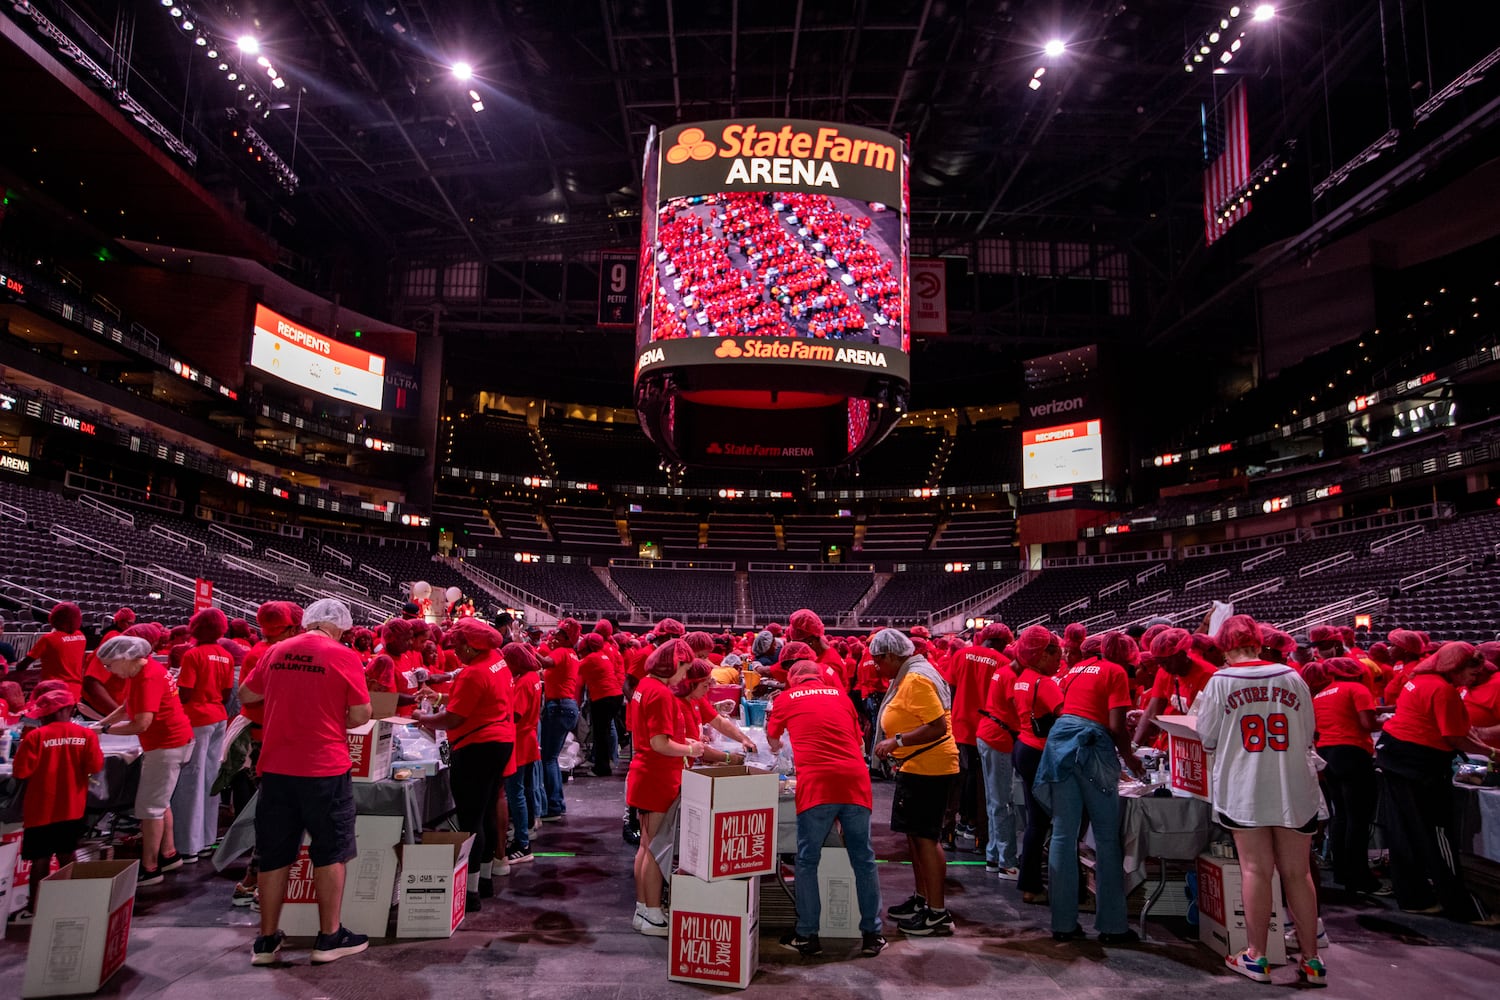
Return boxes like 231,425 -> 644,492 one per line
625,645 -> 651,681
1463,673 -> 1500,729
976,661 -> 1018,752
543,647 -> 580,701
1059,658 -> 1133,726
817,646 -> 849,691
127,660 -> 194,751
1012,669 -> 1064,751
855,654 -> 886,698
246,632 -> 371,777
176,644 -> 234,728
30,631 -> 88,700
83,657 -> 130,710
13,720 -> 104,827
239,641 -> 270,726
1149,655 -> 1217,714
1313,680 -> 1376,753
948,645 -> 1004,745
445,650 -> 515,749
1383,673 -> 1470,751
511,672 -> 544,766
678,695 -> 717,736
766,684 -> 872,812
580,651 -> 623,699
626,675 -> 687,812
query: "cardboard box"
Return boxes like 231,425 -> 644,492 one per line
0,839 -> 20,934
678,766 -> 779,882
811,847 -> 863,938
1156,715 -> 1213,802
1196,853 -> 1286,965
277,814 -> 403,939
22,860 -> 137,998
3,825 -> 60,917
396,832 -> 474,938
668,873 -> 760,989
347,692 -> 403,784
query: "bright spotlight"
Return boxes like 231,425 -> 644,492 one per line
1043,39 -> 1066,58
237,35 -> 260,54
451,61 -> 474,81
1253,4 -> 1275,21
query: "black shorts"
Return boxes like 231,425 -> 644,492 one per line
255,771 -> 357,871
21,819 -> 87,862
1216,812 -> 1319,835
890,771 -> 957,842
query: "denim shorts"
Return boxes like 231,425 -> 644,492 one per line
255,771 -> 357,870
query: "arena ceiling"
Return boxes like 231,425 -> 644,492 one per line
4,1 -> 1498,405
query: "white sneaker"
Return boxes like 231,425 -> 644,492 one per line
494,859 -> 513,878
995,866 -> 1020,881
1285,918 -> 1330,952
637,910 -> 669,937
632,902 -> 647,933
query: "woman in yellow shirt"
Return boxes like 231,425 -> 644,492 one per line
711,652 -> 744,686
871,628 -> 959,937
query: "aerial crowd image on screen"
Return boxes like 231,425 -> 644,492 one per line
649,190 -> 904,349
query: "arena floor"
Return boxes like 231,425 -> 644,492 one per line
2,775 -> 1497,998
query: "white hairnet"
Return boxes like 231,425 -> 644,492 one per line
303,598 -> 354,633
869,628 -> 915,658
752,630 -> 776,656
721,653 -> 744,668
97,635 -> 153,661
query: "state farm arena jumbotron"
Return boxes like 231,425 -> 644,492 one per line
1,1 -> 1500,997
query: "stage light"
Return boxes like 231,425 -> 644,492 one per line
452,61 -> 474,81
195,36 -> 207,46
1028,78 -> 1042,90
1043,39 -> 1066,58
1253,4 -> 1275,21
272,77 -> 286,89
218,62 -> 229,71
181,19 -> 193,30
237,35 -> 259,54
207,48 -> 217,58
227,72 -> 237,80
170,6 -> 182,16
256,55 -> 270,67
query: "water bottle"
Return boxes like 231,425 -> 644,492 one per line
418,697 -> 433,717
0,728 -> 11,763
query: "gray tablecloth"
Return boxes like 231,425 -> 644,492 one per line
1457,782 -> 1500,864
1115,787 -> 1213,893
213,769 -> 455,870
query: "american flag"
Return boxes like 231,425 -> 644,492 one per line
1203,83 -> 1250,246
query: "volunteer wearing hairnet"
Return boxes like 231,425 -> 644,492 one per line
870,628 -> 959,937
238,598 -> 373,968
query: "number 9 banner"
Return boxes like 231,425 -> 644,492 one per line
598,249 -> 638,328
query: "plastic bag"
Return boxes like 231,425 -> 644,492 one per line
556,732 -> 583,772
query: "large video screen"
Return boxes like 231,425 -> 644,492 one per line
1023,419 -> 1104,489
250,304 -> 386,409
639,119 -> 907,356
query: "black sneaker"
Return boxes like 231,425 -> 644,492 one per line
137,866 -> 164,887
540,813 -> 564,823
465,891 -> 482,914
898,907 -> 954,936
310,926 -> 369,964
158,853 -> 185,872
861,932 -> 888,957
250,930 -> 285,966
506,845 -> 534,865
1052,925 -> 1086,942
1098,929 -> 1140,945
886,893 -> 926,920
779,931 -> 822,956
622,820 -> 641,846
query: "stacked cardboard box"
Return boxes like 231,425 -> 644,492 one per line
668,766 -> 778,990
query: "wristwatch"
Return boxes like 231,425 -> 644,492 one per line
894,732 -> 905,748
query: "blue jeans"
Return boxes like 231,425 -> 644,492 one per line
505,762 -> 539,851
1044,760 -> 1127,934
978,739 -> 1018,868
539,698 -> 579,816
794,803 -> 882,936
527,760 -> 544,820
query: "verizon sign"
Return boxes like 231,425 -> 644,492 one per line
1028,396 -> 1086,419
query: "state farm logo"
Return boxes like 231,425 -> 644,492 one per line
666,127 -> 717,164
714,339 -> 744,358
706,442 -> 723,455
707,442 -> 815,459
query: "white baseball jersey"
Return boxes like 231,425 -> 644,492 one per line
1191,661 -> 1320,828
